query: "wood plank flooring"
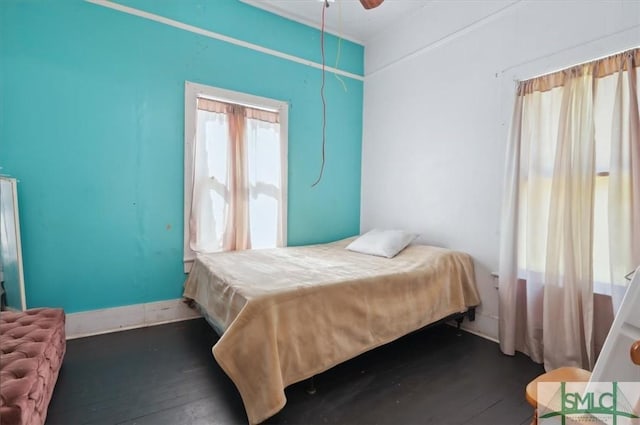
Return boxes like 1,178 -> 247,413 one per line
46,319 -> 543,425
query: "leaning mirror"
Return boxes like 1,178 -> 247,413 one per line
0,176 -> 26,311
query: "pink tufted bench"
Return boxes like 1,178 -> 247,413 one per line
0,308 -> 66,425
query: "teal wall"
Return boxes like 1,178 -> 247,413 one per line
0,0 -> 363,313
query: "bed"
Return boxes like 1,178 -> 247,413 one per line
183,238 -> 480,424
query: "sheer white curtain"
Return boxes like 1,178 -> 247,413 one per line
189,108 -> 229,253
499,49 -> 640,371
246,117 -> 286,249
607,55 -> 640,311
542,69 -> 597,370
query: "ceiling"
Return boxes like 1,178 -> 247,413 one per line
239,0 -> 431,44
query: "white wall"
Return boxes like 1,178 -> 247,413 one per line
362,0 -> 640,340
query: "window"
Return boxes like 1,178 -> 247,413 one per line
515,83 -> 621,291
513,51 -> 639,296
184,82 -> 288,271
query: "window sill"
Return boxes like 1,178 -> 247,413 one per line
184,260 -> 194,274
492,270 -> 624,297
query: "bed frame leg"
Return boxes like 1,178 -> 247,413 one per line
467,307 -> 476,322
455,315 -> 464,336
306,376 -> 317,395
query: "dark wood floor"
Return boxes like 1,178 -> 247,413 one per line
46,318 -> 543,425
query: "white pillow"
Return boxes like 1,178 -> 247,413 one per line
346,229 -> 417,258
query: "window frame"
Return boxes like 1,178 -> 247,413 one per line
183,81 -> 289,272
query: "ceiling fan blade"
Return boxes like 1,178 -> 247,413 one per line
359,0 -> 384,10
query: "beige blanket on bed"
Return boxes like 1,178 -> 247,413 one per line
183,239 -> 480,424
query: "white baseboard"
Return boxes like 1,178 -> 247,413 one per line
65,298 -> 202,339
460,325 -> 499,344
447,311 -> 500,344
463,311 -> 499,343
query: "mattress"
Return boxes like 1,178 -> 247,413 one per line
184,238 -> 480,424
0,308 -> 66,425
